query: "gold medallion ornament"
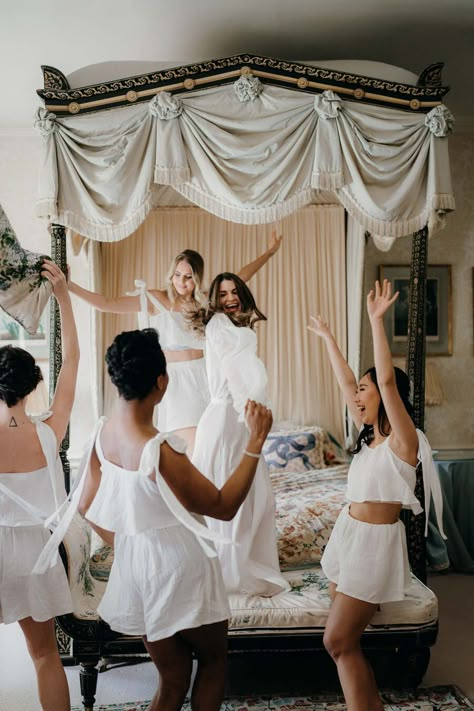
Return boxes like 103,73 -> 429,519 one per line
240,66 -> 252,76
184,78 -> 195,90
353,88 -> 365,100
126,91 -> 138,102
68,102 -> 80,114
297,77 -> 309,89
410,99 -> 421,110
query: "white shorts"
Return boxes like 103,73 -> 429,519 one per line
98,525 -> 230,642
0,525 -> 73,624
321,504 -> 411,604
156,358 -> 210,432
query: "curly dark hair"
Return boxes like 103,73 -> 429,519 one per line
351,366 -> 415,454
105,329 -> 167,401
0,346 -> 43,407
187,272 -> 267,335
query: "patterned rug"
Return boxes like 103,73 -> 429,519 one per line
72,686 -> 473,710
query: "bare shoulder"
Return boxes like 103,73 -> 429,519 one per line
149,289 -> 171,309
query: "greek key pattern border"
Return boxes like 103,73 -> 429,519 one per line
38,56 -> 449,116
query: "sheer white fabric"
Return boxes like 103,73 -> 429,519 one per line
192,313 -> 289,596
35,82 -> 454,241
89,205 -> 347,443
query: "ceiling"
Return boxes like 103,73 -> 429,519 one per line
3,0 -> 474,131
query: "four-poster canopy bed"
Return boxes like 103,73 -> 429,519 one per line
34,54 -> 454,708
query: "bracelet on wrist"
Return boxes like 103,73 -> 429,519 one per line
243,449 -> 261,460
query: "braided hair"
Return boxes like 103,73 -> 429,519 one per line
105,329 -> 167,401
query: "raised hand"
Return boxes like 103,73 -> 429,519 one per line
41,259 -> 69,300
244,400 -> 273,446
367,279 -> 399,322
267,231 -> 283,255
307,314 -> 332,341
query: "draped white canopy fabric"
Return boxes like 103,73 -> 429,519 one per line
34,62 -> 455,242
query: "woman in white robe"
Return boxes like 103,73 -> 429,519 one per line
191,273 -> 289,596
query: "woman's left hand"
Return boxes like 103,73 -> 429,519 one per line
367,279 -> 399,321
267,231 -> 283,255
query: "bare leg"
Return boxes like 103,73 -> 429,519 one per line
323,592 -> 384,711
174,427 -> 197,458
18,617 -> 70,711
144,633 -> 193,711
180,620 -> 228,711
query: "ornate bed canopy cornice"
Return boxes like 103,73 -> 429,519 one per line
37,54 -> 449,117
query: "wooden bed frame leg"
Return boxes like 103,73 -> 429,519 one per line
79,662 -> 99,711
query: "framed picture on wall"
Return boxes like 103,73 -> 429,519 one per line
0,308 -> 49,360
378,264 -> 452,356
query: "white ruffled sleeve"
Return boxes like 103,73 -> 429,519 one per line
207,314 -> 269,419
416,429 -> 447,539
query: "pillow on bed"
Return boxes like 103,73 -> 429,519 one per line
0,205 -> 51,335
263,426 -> 328,473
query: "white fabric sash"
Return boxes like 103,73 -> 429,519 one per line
33,419 -> 231,573
416,429 -> 446,539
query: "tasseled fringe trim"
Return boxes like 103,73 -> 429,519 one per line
154,166 -> 191,185
35,188 -> 456,241
337,189 -> 456,239
174,183 -> 314,225
311,171 -> 345,190
35,193 -> 155,242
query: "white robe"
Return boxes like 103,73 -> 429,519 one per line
192,313 -> 289,596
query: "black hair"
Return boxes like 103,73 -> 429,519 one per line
0,345 -> 43,407
105,329 -> 167,401
351,366 -> 414,454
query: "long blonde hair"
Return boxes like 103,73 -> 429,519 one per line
166,249 -> 207,307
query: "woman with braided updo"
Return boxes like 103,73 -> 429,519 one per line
0,260 -> 79,711
45,327 -> 274,711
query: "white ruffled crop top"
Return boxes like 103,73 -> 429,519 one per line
128,279 -> 204,351
346,429 -> 446,538
33,418 -> 228,574
0,413 -> 66,528
205,313 -> 269,418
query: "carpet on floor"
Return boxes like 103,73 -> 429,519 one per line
71,685 -> 473,710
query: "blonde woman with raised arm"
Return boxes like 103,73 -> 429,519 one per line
69,234 -> 282,454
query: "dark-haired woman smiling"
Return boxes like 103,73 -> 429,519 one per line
191,273 -> 289,597
308,280 -> 445,711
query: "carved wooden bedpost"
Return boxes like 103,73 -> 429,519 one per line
50,223 -> 74,659
404,225 -> 428,583
49,223 -> 71,492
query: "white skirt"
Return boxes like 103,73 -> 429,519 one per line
321,504 -> 411,604
156,358 -> 210,432
0,524 -> 73,624
97,524 -> 230,642
193,399 -> 289,597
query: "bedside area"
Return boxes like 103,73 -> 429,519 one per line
428,450 -> 474,574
